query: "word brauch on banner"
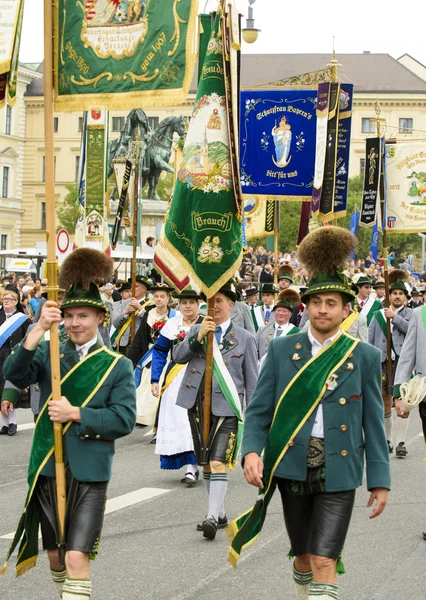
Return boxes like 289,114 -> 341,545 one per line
385,143 -> 426,233
54,0 -> 197,110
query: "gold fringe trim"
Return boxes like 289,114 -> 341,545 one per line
0,560 -> 7,575
16,555 -> 37,577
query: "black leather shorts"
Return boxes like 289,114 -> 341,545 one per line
275,468 -> 355,559
188,405 -> 238,465
36,471 -> 108,555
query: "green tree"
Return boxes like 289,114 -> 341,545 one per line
56,183 -> 78,232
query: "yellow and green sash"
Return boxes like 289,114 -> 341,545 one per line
112,299 -> 153,348
341,310 -> 358,333
0,347 -> 122,577
227,331 -> 359,567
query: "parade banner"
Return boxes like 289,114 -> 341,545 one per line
240,89 -> 317,201
74,112 -> 88,249
318,83 -> 340,220
112,159 -> 135,247
334,84 -> 353,216
164,6 -> 242,296
297,200 -> 312,245
385,142 -> 426,233
370,221 -> 380,261
349,209 -> 360,259
360,137 -> 381,227
243,197 -> 275,240
154,217 -> 191,291
240,84 -> 353,208
0,0 -> 24,108
54,0 -> 198,111
198,13 -> 213,84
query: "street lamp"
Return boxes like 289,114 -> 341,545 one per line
242,0 -> 260,44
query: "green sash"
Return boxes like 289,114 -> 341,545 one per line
422,305 -> 426,332
227,331 -> 359,567
1,347 -> 121,577
250,306 -> 259,333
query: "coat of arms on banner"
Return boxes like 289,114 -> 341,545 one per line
178,93 -> 232,194
82,0 -> 149,59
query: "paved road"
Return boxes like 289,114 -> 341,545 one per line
1,410 -> 426,600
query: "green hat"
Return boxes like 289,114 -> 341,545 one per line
372,281 -> 385,289
150,283 -> 175,293
356,275 -> 373,286
389,280 -> 409,295
278,264 -> 294,283
128,275 -> 151,290
61,281 -> 107,312
273,299 -> 293,312
260,283 -> 279,294
174,288 -> 202,300
297,226 -> 358,305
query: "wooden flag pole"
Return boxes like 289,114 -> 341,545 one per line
274,200 -> 279,284
202,297 -> 215,461
44,0 -> 66,554
130,142 -> 140,342
373,104 -> 393,386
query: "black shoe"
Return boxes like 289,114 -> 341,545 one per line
201,517 -> 218,540
387,440 -> 393,454
197,514 -> 227,531
7,424 -> 17,436
135,423 -> 148,428
395,442 -> 408,458
0,426 -> 9,435
423,531 -> 426,541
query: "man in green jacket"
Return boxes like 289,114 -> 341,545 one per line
227,227 -> 390,600
0,249 -> 136,600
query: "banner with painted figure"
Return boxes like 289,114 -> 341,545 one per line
385,143 -> 426,233
54,0 -> 198,111
164,4 -> 242,297
360,137 -> 381,227
240,84 -> 353,212
0,0 -> 24,108
243,197 -> 275,240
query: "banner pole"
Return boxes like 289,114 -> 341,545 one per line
274,200 -> 279,284
44,0 -> 66,563
202,298 -> 215,463
130,143 -> 140,343
373,105 -> 393,388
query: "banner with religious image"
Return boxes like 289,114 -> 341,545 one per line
54,0 -> 198,111
385,142 -> 426,233
243,197 -> 275,240
360,137 -> 381,227
0,0 -> 24,108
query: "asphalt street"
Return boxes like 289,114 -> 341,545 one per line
1,409 -> 426,600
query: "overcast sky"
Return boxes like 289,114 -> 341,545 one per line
20,0 -> 426,67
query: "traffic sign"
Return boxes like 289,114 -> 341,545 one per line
56,229 -> 70,254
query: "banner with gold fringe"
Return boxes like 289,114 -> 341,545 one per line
163,2 -> 242,297
53,0 -> 198,111
243,196 -> 275,240
0,0 -> 24,108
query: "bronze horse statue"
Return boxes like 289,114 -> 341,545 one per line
142,116 -> 186,200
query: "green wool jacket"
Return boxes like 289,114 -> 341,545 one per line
242,331 -> 391,492
3,339 -> 136,482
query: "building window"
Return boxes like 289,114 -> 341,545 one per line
399,118 -> 413,134
54,117 -> 59,133
42,156 -> 56,182
78,117 -> 84,133
112,116 -> 125,132
75,155 -> 80,180
148,116 -> 159,130
361,118 -> 376,134
2,166 -> 9,198
360,158 -> 365,174
5,105 -> 12,135
41,202 -> 46,230
0,234 -> 7,270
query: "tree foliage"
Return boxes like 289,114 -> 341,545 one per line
56,183 -> 78,233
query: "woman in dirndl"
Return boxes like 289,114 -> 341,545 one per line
151,289 -> 203,486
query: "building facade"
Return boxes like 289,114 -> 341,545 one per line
1,53 -> 426,248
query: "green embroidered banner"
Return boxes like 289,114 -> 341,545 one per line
164,3 -> 242,297
54,0 -> 197,111
0,0 -> 24,108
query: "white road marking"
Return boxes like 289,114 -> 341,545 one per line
0,487 -> 170,540
17,422 -> 35,432
143,428 -> 154,437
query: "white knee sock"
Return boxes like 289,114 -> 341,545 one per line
293,564 -> 312,600
308,582 -> 339,599
51,568 -> 67,598
395,410 -> 410,445
384,411 -> 392,441
207,472 -> 228,521
203,471 -> 211,495
62,579 -> 92,599
1,409 -> 17,427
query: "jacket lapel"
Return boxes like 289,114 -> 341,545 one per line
221,323 -> 240,356
61,339 -> 79,372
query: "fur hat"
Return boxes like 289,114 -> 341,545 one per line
389,269 -> 409,294
278,264 -> 294,283
273,288 -> 301,312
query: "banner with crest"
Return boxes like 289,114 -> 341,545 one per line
385,142 -> 426,233
164,4 -> 242,297
0,0 -> 24,108
54,0 -> 197,111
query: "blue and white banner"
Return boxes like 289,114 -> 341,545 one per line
370,221 -> 380,261
349,210 -> 360,259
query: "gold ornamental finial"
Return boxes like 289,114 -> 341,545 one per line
326,37 -> 341,83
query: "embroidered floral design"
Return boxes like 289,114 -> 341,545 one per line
244,98 -> 261,117
295,131 -> 305,151
260,131 -> 270,151
197,236 -> 224,264
240,168 -> 257,188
